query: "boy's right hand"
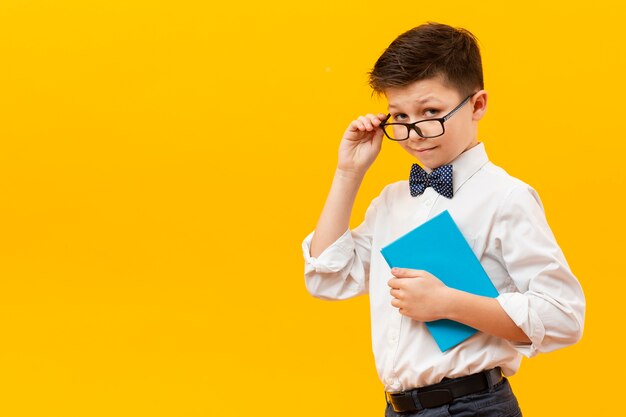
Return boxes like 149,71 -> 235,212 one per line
337,113 -> 388,178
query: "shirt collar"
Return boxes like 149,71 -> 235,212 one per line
449,142 -> 490,193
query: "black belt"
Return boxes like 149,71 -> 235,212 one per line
385,367 -> 503,413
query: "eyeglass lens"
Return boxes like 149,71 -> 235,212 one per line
383,120 -> 443,140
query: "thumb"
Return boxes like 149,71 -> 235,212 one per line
391,267 -> 422,278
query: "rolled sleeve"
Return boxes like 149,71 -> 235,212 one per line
302,229 -> 355,274
497,292 -> 545,357
301,195 -> 381,301
495,185 -> 585,357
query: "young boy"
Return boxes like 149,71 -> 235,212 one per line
301,22 -> 585,416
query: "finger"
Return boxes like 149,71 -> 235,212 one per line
347,120 -> 361,132
365,113 -> 383,127
378,113 -> 388,120
391,267 -> 424,278
349,118 -> 368,131
391,298 -> 402,308
390,288 -> 401,298
358,116 -> 374,131
388,277 -> 402,289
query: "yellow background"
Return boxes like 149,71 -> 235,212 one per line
0,1 -> 624,415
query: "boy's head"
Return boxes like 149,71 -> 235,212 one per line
369,22 -> 488,170
369,22 -> 484,98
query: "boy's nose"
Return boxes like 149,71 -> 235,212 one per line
409,126 -> 426,140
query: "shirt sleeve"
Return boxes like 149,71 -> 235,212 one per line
301,194 -> 381,301
494,185 -> 585,357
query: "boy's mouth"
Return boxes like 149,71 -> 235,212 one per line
414,146 -> 437,153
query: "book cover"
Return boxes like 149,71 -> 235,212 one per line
380,210 -> 498,351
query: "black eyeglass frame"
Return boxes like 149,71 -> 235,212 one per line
380,92 -> 478,141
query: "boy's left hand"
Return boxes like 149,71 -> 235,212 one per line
388,268 -> 452,322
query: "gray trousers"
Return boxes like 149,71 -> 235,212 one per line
385,378 -> 522,417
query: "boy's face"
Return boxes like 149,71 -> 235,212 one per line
384,75 -> 487,171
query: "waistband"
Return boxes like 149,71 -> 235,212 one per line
385,367 -> 503,413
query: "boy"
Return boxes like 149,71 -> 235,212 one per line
301,22 -> 585,416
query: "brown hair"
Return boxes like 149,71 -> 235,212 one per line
368,22 -> 484,98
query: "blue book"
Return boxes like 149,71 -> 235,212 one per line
380,210 -> 498,351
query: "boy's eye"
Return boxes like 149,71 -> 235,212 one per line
393,113 -> 408,122
424,108 -> 440,117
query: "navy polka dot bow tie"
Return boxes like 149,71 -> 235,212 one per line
409,164 -> 454,199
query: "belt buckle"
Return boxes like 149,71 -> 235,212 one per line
386,391 -> 417,413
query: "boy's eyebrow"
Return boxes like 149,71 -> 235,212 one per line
388,96 -> 442,109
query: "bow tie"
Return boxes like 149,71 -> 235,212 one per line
409,164 -> 454,198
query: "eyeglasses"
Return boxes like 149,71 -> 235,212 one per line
380,93 -> 477,141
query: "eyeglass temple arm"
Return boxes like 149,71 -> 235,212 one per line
442,94 -> 475,122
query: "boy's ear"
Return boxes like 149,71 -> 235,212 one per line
471,90 -> 488,121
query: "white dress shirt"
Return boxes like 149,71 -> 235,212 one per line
301,142 -> 585,392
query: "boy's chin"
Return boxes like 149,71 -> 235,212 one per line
401,143 -> 447,168
411,148 -> 465,171
412,153 -> 448,171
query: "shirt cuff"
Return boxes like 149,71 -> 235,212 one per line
302,229 -> 355,273
497,292 -> 545,358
